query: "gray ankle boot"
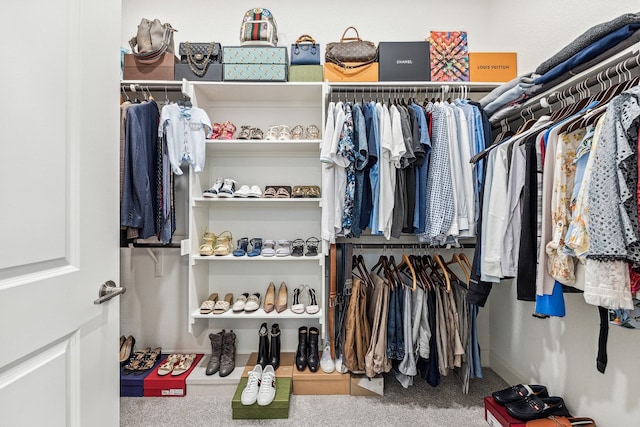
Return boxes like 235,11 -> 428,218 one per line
219,330 -> 237,377
206,330 -> 224,376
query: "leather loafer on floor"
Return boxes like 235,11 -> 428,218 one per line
505,395 -> 571,421
492,384 -> 549,405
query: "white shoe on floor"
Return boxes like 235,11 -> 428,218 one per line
241,364 -> 262,405
320,342 -> 335,373
257,365 -> 276,406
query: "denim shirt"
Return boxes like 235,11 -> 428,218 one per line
367,102 -> 382,235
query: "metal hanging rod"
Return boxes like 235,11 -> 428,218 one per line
121,83 -> 184,93
338,242 -> 476,250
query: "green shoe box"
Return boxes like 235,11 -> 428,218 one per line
288,65 -> 324,82
231,377 -> 291,419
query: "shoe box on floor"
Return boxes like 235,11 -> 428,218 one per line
292,366 -> 350,395
232,377 -> 292,420
484,396 -> 526,427
143,354 -> 203,397
123,53 -> 177,80
120,355 -> 167,397
242,352 -> 295,379
350,373 -> 384,396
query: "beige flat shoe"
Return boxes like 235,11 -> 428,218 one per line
275,282 -> 288,313
263,282 -> 276,313
213,293 -> 233,314
199,293 -> 219,314
171,353 -> 197,376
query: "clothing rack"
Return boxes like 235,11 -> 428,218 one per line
337,241 -> 476,250
327,82 -> 498,103
492,42 -> 640,129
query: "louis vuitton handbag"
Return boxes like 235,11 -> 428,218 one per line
179,42 -> 222,77
325,27 -> 378,68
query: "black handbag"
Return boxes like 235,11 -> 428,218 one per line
179,42 -> 222,76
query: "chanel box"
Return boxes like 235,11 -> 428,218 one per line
378,41 -> 430,81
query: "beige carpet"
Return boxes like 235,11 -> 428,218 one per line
120,368 -> 508,426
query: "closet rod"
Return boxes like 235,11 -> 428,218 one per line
343,242 -> 476,250
493,48 -> 640,127
121,83 -> 184,93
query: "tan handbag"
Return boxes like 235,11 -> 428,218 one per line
129,18 -> 177,63
325,27 -> 378,68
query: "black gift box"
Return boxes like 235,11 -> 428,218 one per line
378,41 -> 430,81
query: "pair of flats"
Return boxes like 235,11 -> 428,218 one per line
241,364 -> 276,406
203,177 -> 237,198
232,292 -> 261,312
492,384 -> 573,421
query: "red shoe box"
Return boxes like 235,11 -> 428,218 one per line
143,354 -> 203,397
120,354 -> 167,397
484,396 -> 526,427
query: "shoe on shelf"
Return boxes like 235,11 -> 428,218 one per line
234,185 -> 251,198
320,342 -> 335,373
261,239 -> 276,257
217,178 -> 236,198
263,282 -> 276,313
213,231 -> 233,256
275,282 -> 288,313
291,238 -> 305,256
120,335 -> 135,365
277,125 -> 291,141
171,353 -> 197,376
305,124 -> 320,139
158,353 -> 182,376
291,125 -> 304,140
233,292 -> 250,312
492,384 -> 549,405
291,286 -> 305,314
263,186 -> 277,198
241,364 -> 262,405
233,237 -> 249,256
305,237 -> 320,256
244,293 -> 261,312
275,240 -> 291,257
247,238 -> 263,257
203,177 -> 224,198
265,125 -> 280,141
505,396 -> 571,421
219,330 -> 236,377
199,292 -> 219,314
213,293 -> 233,314
247,185 -> 262,198
198,231 -> 217,256
305,286 -> 319,314
250,127 -> 264,140
217,121 -> 236,140
206,331 -> 224,376
257,365 -> 277,406
237,125 -> 252,140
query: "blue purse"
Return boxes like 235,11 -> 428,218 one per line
291,35 -> 320,65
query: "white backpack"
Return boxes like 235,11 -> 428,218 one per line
240,8 -> 278,46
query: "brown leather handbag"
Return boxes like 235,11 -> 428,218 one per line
325,26 -> 378,68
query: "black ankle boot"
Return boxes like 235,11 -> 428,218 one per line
295,326 -> 308,371
307,327 -> 320,372
257,322 -> 270,368
269,323 -> 281,370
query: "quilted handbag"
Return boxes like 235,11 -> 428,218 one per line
325,26 -> 378,68
179,42 -> 222,64
291,34 -> 320,65
129,18 -> 177,63
240,8 -> 278,46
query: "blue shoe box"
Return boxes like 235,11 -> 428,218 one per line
120,354 -> 167,397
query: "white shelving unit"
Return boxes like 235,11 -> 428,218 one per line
184,82 -> 326,355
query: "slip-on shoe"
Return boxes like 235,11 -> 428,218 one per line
492,384 -> 549,405
505,395 -> 570,421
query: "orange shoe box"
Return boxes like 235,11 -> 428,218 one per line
241,352 -> 295,378
484,396 -> 526,427
143,354 -> 203,397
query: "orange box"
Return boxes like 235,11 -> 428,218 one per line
469,52 -> 517,82
242,352 -> 295,378
292,366 -> 350,395
324,62 -> 379,82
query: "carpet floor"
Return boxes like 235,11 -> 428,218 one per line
120,368 -> 507,426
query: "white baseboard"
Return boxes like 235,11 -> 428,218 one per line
488,351 -> 526,386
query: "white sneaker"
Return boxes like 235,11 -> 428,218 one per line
247,185 -> 263,198
203,177 -> 224,198
320,342 -> 335,373
257,365 -> 276,406
217,178 -> 236,198
234,185 -> 251,198
241,364 -> 262,405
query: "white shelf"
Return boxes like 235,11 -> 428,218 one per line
192,254 -> 323,262
193,197 -> 321,206
205,139 -> 321,154
192,308 -> 323,320
189,81 -> 323,104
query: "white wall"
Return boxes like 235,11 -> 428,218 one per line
121,1 -> 640,425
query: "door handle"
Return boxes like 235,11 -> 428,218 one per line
93,280 -> 126,304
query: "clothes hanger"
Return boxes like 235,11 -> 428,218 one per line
433,253 -> 451,292
445,253 -> 470,285
121,86 -> 130,103
397,251 -> 417,291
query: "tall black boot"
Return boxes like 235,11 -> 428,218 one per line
257,322 -> 270,368
295,326 -> 308,371
307,327 -> 320,372
269,323 -> 281,370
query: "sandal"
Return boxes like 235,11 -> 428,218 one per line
199,231 -> 217,256
233,237 -> 249,256
261,239 -> 276,257
265,125 -> 280,140
291,125 -> 304,140
278,125 -> 291,140
305,237 -> 320,256
213,293 -> 234,314
217,121 -> 236,140
171,353 -> 197,376
275,240 -> 291,257
275,186 -> 291,198
157,353 -> 181,376
199,292 -> 219,314
305,185 -> 321,198
209,123 -> 223,140
134,347 -> 162,376
250,127 -> 264,140
248,238 -> 263,257
292,186 -> 305,198
305,124 -> 320,139
263,186 -> 277,198
237,125 -> 252,140
123,348 -> 151,375
213,231 -> 233,256
291,238 -> 305,256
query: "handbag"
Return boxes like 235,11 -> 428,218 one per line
291,34 -> 320,65
129,18 -> 177,63
325,26 -> 378,68
240,8 -> 278,46
179,42 -> 222,77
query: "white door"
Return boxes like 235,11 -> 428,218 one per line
0,1 -> 122,426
